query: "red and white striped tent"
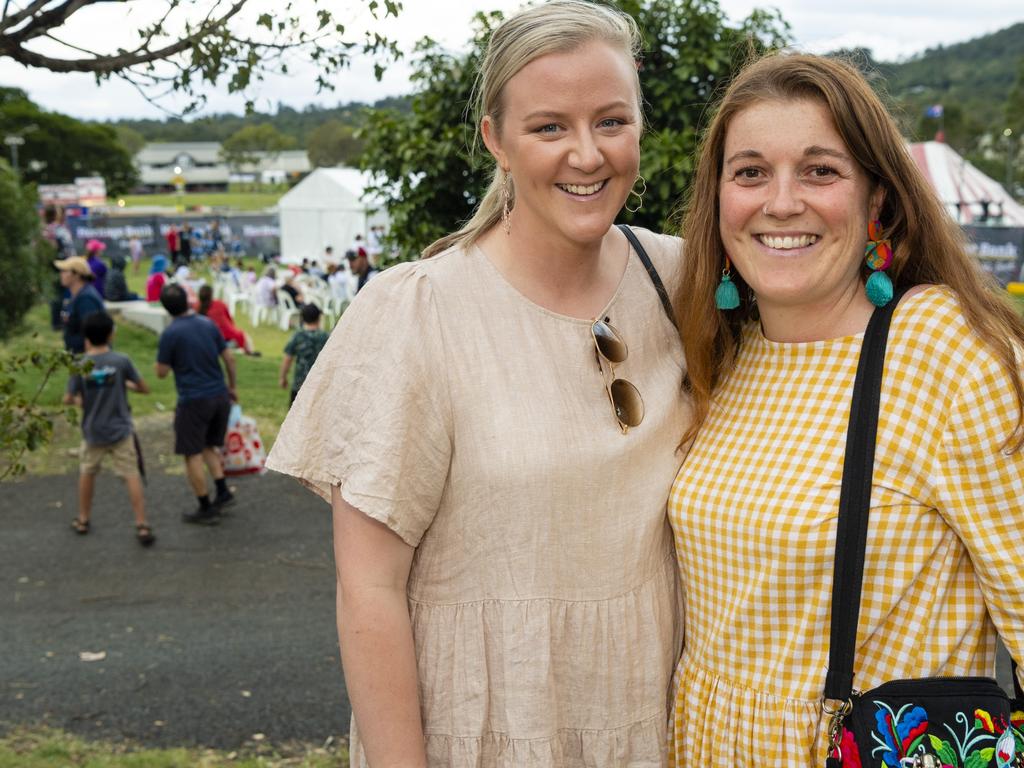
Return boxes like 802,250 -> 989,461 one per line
908,141 -> 1024,226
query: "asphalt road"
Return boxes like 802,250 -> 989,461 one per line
0,467 -> 351,750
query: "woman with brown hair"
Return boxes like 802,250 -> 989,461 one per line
267,1 -> 688,765
666,53 -> 1024,765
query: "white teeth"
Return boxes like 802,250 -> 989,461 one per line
759,234 -> 818,250
558,181 -> 605,196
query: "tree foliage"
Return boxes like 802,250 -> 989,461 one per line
359,17 -> 498,263
0,0 -> 402,114
307,119 -> 364,167
0,87 -> 138,194
0,158 -> 47,339
0,347 -> 86,482
219,122 -> 296,170
616,0 -> 789,230
358,0 -> 789,262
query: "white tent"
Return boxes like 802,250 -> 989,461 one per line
277,168 -> 389,264
908,141 -> 1024,226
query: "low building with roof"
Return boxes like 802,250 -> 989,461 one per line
135,142 -> 311,192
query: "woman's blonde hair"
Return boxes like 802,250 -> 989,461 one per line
422,0 -> 642,258
676,52 -> 1024,449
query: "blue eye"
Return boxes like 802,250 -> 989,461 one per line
599,118 -> 624,128
535,123 -> 560,134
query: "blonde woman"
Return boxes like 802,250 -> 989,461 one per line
267,1 -> 688,765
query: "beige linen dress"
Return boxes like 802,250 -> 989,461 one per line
267,227 -> 690,767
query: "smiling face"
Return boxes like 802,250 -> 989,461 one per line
719,98 -> 883,334
481,40 -> 641,250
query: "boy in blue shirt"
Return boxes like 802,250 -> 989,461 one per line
64,311 -> 154,546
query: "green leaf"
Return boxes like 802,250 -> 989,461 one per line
931,735 -> 959,767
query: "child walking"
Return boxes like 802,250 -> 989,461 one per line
64,310 -> 155,546
279,303 -> 329,405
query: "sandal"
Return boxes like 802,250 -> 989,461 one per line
136,523 -> 156,547
71,517 -> 90,535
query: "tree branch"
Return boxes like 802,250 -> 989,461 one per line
0,0 -> 59,34
8,0 -> 96,44
0,0 -> 247,74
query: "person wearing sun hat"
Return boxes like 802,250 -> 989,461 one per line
54,255 -> 103,354
85,239 -> 108,298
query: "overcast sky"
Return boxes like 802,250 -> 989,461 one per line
0,0 -> 1021,121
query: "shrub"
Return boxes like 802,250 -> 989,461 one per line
0,159 -> 47,340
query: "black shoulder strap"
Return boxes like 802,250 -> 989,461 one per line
823,289 -> 907,701
617,224 -> 677,329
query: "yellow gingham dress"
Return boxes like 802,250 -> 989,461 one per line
667,286 -> 1024,766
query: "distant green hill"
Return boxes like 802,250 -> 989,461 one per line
826,23 -> 1024,193
110,96 -> 409,144
881,22 -> 1024,133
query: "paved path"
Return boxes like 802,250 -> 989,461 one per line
1,465 -> 1017,751
0,468 -> 350,750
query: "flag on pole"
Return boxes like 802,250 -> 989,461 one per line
925,104 -> 944,118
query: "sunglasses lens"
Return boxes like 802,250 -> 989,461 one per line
592,321 -> 627,363
609,378 -> 644,428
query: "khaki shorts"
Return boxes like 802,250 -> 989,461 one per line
79,436 -> 139,478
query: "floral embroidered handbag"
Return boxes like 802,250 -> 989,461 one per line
821,290 -> 1024,768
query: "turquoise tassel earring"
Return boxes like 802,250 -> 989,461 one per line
715,255 -> 740,310
864,219 -> 894,307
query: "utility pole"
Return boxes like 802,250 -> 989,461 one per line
1004,128 -> 1016,197
3,135 -> 24,174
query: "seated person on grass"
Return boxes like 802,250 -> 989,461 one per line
197,284 -> 259,356
63,310 -> 155,547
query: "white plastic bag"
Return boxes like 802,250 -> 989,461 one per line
222,403 -> 266,476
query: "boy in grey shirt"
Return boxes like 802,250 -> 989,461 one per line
64,311 -> 155,546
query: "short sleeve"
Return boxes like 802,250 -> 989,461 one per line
123,357 -> 141,386
283,333 -> 298,357
207,318 -> 226,353
156,329 -> 173,366
265,264 -> 454,547
932,344 -> 1024,688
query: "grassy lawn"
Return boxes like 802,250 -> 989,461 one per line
1,261 -> 302,477
119,191 -> 284,212
0,726 -> 347,767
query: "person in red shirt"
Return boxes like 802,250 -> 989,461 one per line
197,284 -> 259,356
165,225 -> 180,262
145,255 -> 168,302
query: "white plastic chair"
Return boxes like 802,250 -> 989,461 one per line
275,289 -> 300,331
250,300 -> 275,328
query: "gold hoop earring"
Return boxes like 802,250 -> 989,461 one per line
625,174 -> 646,214
501,170 -> 512,236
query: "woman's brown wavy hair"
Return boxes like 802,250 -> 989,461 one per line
676,52 -> 1024,450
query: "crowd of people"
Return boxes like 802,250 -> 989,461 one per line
46,218 -> 358,547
